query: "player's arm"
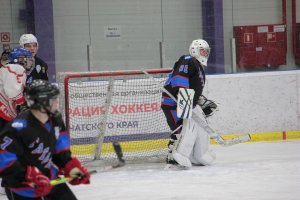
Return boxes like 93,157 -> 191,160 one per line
51,114 -> 90,185
53,129 -> 90,186
0,127 -> 26,181
162,59 -> 192,100
52,130 -> 90,185
0,127 -> 52,198
51,113 -> 72,168
169,62 -> 191,94
2,65 -> 26,104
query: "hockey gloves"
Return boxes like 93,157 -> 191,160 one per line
61,157 -> 90,185
24,166 -> 53,196
198,95 -> 218,117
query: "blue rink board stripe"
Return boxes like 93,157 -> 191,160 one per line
71,132 -> 170,145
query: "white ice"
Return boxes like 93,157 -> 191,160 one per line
71,140 -> 300,200
2,141 -> 299,200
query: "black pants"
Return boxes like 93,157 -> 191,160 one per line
5,183 -> 77,200
162,109 -> 183,141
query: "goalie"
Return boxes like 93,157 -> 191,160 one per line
161,39 -> 218,169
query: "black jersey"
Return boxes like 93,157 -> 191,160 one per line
26,56 -> 49,84
161,55 -> 206,110
0,110 -> 72,197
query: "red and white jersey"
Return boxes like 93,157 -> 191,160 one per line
0,64 -> 26,121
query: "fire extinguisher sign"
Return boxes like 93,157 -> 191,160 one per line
244,33 -> 253,44
1,32 -> 10,42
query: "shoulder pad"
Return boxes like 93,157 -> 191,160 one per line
11,119 -> 28,131
3,64 -> 25,75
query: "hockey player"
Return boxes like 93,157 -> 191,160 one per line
0,50 -> 10,67
0,80 -> 90,200
0,47 -> 30,130
161,39 -> 218,169
19,34 -> 49,84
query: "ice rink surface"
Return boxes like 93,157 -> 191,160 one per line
71,140 -> 300,200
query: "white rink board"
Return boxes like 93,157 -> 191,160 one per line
204,70 -> 300,134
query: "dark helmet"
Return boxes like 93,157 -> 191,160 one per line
25,80 -> 60,112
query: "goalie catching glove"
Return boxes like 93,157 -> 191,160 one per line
197,95 -> 218,117
60,157 -> 91,185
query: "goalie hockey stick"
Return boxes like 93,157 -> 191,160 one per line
142,70 -> 250,146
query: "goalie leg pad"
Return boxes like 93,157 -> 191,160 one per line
170,119 -> 198,168
189,107 -> 216,165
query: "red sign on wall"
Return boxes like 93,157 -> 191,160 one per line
244,33 -> 253,43
1,32 -> 10,42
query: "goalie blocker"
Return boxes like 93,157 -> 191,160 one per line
177,88 -> 194,119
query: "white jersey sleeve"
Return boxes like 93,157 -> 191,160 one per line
1,64 -> 26,104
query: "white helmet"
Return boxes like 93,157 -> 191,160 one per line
189,39 -> 210,66
19,34 -> 38,48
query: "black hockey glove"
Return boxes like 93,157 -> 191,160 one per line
197,95 -> 218,117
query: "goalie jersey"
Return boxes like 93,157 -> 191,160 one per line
0,64 -> 26,121
161,55 -> 206,110
0,110 -> 73,197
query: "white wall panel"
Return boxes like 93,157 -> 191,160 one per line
162,0 -> 202,68
204,71 -> 300,134
231,0 -> 282,26
53,0 -> 90,72
89,0 -> 162,71
297,72 -> 300,127
53,0 -> 202,72
0,0 -> 26,47
51,0 -> 298,73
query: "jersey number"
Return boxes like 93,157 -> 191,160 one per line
179,65 -> 188,73
0,136 -> 13,150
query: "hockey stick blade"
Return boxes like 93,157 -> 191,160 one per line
221,134 -> 251,146
50,170 -> 97,186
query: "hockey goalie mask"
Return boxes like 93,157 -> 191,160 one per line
8,47 -> 34,70
189,39 -> 210,66
25,80 -> 60,115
